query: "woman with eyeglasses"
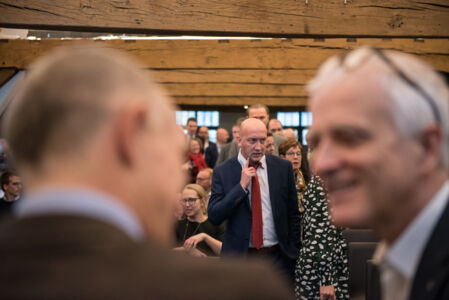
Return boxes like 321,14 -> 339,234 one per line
280,139 -> 349,300
175,184 -> 225,257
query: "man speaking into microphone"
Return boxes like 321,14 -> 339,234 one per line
209,118 -> 300,282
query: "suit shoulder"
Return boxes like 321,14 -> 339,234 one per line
214,157 -> 239,172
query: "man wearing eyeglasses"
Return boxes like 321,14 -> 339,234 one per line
307,46 -> 449,300
209,118 -> 300,283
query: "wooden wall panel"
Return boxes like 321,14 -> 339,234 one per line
0,1 -> 448,37
1,38 -> 448,106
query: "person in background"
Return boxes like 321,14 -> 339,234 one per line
265,133 -> 275,155
185,117 -> 198,140
247,104 -> 286,156
288,138 -> 349,300
268,119 -> 284,136
278,140 -> 307,213
175,184 -> 225,257
0,170 -> 22,220
186,138 -> 208,183
283,129 -> 297,141
308,46 -> 449,300
196,168 -> 213,202
0,46 -> 294,299
197,126 -> 218,168
216,127 -> 229,155
216,118 -> 245,165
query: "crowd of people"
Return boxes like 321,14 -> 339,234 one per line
0,44 -> 448,300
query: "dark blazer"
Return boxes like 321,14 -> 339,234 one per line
204,141 -> 218,168
0,215 -> 294,299
208,154 -> 300,260
409,197 -> 449,300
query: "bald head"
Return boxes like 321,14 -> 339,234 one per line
239,118 -> 267,163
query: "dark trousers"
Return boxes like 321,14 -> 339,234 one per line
247,244 -> 296,285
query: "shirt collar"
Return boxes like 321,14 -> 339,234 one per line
374,180 -> 449,279
237,150 -> 266,169
15,186 -> 146,242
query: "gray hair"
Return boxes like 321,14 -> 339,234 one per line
308,46 -> 449,170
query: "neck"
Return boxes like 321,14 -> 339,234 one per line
187,213 -> 206,223
378,171 -> 447,245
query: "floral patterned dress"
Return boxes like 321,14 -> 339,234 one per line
294,176 -> 349,300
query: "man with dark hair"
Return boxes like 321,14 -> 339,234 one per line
186,117 -> 198,140
197,126 -> 218,168
0,46 -> 293,299
0,170 -> 22,219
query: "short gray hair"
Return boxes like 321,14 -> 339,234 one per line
308,46 -> 449,170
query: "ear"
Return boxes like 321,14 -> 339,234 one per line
113,105 -> 148,168
417,125 -> 442,174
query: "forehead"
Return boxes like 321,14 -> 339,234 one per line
187,120 -> 197,125
248,107 -> 268,117
242,124 -> 267,137
288,146 -> 300,151
182,188 -> 197,197
309,74 -> 394,136
9,176 -> 21,182
199,127 -> 208,132
198,170 -> 211,178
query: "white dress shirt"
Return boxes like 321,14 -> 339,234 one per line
373,181 -> 449,300
238,151 -> 278,248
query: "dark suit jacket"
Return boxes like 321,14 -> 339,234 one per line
208,154 -> 300,260
408,197 -> 449,300
204,141 -> 218,168
0,215 -> 293,299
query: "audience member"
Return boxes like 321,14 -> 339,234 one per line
196,168 -> 213,201
216,118 -> 244,165
247,104 -> 286,156
288,137 -> 349,300
283,128 -> 297,141
209,118 -> 300,282
278,140 -> 306,213
186,117 -> 198,140
265,133 -> 275,155
307,46 -> 449,300
216,128 -> 229,154
187,138 -> 208,182
197,126 -> 218,168
0,170 -> 22,220
268,119 -> 283,135
0,46 -> 293,299
175,184 -> 225,257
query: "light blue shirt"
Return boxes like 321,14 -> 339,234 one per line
15,187 -> 146,242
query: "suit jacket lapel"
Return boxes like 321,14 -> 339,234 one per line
409,197 -> 449,300
266,155 -> 279,219
229,157 -> 250,210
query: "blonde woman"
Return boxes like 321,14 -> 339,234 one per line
175,184 -> 225,257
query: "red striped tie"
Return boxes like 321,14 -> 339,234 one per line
251,162 -> 263,249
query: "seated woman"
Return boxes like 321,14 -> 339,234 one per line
186,138 -> 208,183
292,144 -> 349,300
175,184 -> 225,257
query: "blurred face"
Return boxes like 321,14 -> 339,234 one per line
196,170 -> 212,192
285,146 -> 302,170
232,126 -> 240,142
248,107 -> 269,126
182,188 -> 203,219
309,73 -> 422,229
197,126 -> 209,140
216,128 -> 229,144
265,136 -> 275,154
4,175 -> 22,199
268,120 -> 283,135
135,88 -> 186,245
187,120 -> 197,136
239,119 -> 267,164
189,140 -> 201,154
